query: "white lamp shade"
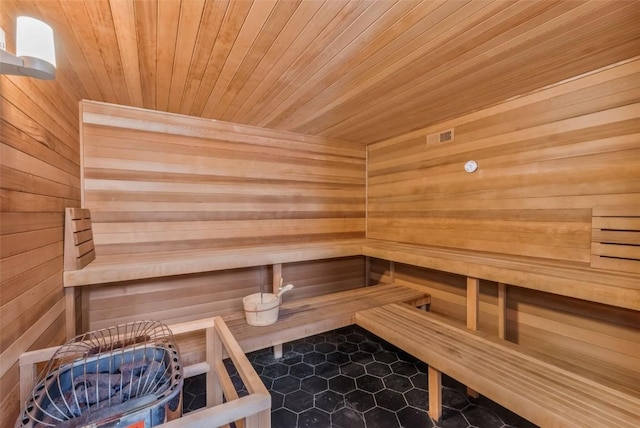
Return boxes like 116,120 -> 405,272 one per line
16,16 -> 56,67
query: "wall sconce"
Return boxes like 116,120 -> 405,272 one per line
0,16 -> 56,80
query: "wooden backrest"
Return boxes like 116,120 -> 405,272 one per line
592,205 -> 640,274
64,208 -> 96,271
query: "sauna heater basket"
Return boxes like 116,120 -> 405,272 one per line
17,321 -> 183,427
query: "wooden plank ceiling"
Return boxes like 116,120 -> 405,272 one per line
6,0 -> 640,144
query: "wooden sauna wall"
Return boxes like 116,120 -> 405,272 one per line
283,256 -> 366,301
80,100 -> 366,330
367,59 -> 640,377
0,11 -> 82,427
368,58 -> 640,262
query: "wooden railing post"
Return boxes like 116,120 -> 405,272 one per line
498,283 -> 507,340
466,277 -> 480,398
207,322 -> 223,407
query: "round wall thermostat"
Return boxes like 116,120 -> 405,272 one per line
464,160 -> 478,173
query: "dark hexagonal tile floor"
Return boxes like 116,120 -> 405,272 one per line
183,325 -> 538,427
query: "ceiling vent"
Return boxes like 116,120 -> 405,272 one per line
426,128 -> 454,146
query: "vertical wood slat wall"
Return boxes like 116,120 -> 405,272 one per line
367,59 -> 640,380
80,100 -> 367,339
368,58 -> 640,263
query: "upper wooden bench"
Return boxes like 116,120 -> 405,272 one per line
361,240 -> 640,311
356,303 -> 640,427
63,208 -> 639,311
63,208 -> 364,286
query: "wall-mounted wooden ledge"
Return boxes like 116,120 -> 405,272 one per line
361,240 -> 640,311
63,238 -> 639,311
63,239 -> 366,287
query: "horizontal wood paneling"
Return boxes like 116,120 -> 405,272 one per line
79,102 -> 366,371
27,0 -> 640,144
368,59 -> 640,264
282,256 -> 366,301
87,267 -> 267,330
80,101 -> 366,255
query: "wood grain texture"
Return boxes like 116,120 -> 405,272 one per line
225,283 -> 430,354
19,0 -> 640,144
0,5 -> 81,425
356,304 -> 640,428
375,261 -> 640,389
80,101 -> 366,256
368,58 -> 640,264
363,240 -> 640,310
63,208 -> 95,271
87,258 -> 366,342
2,2 -> 639,425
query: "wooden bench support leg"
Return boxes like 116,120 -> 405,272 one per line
272,264 -> 284,358
272,263 -> 282,294
273,343 -> 283,359
428,366 -> 442,421
498,282 -> 507,340
365,257 -> 371,286
466,277 -> 479,330
466,277 -> 480,398
65,287 -> 76,340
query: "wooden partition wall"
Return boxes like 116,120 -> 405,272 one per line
79,101 -> 367,332
368,58 -> 640,377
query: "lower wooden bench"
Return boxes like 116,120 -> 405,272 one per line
224,283 -> 430,355
355,303 -> 640,428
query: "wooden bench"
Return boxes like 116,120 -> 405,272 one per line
62,207 -> 367,338
361,240 -> 640,311
356,303 -> 640,428
224,283 -> 430,356
61,207 -> 639,426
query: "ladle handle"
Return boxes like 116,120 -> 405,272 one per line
276,283 -> 294,298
